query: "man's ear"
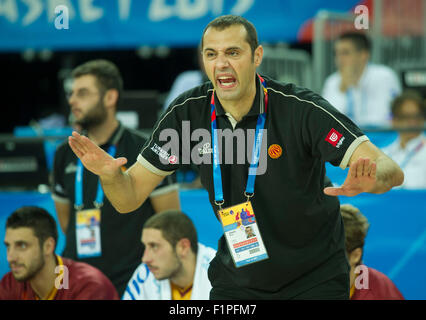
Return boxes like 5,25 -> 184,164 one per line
103,89 -> 119,109
176,238 -> 191,258
360,50 -> 370,65
348,247 -> 363,267
254,45 -> 263,67
43,237 -> 56,256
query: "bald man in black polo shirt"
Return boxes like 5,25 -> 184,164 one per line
68,16 -> 404,299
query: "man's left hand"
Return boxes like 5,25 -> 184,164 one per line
324,158 -> 377,197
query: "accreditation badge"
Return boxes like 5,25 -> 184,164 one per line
76,208 -> 102,258
218,201 -> 269,267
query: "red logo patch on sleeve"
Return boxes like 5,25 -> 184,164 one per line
325,129 -> 343,147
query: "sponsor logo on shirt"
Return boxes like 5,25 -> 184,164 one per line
168,155 -> 178,164
325,129 -> 343,147
268,144 -> 282,159
198,143 -> 213,155
54,183 -> 65,194
151,143 -> 170,162
336,136 -> 345,149
65,163 -> 77,174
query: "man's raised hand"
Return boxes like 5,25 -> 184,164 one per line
324,158 -> 377,197
68,131 -> 128,179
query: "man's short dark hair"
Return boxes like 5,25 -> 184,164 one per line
201,15 -> 259,56
143,210 -> 198,255
71,59 -> 123,102
6,206 -> 58,250
391,90 -> 426,118
340,204 -> 370,254
337,31 -> 371,52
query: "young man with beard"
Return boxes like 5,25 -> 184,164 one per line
0,206 -> 118,300
51,60 -> 180,297
123,210 -> 216,300
67,16 -> 404,299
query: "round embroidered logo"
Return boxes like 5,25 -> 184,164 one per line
168,155 -> 178,164
268,144 -> 282,159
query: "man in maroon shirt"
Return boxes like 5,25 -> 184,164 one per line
340,204 -> 404,300
0,206 -> 118,300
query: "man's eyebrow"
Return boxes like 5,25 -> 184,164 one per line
4,240 -> 27,246
74,87 -> 89,92
146,241 -> 160,246
203,46 -> 242,53
225,47 -> 242,51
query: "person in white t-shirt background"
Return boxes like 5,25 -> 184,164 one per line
322,31 -> 401,127
122,210 -> 216,300
382,90 -> 426,189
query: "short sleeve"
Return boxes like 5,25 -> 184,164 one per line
138,105 -> 184,176
51,144 -> 70,204
301,95 -> 369,169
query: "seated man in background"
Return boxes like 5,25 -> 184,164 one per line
123,210 -> 216,300
322,31 -> 401,127
52,59 -> 180,297
382,90 -> 426,189
0,206 -> 118,300
340,204 -> 404,300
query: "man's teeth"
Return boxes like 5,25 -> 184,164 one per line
218,77 -> 235,86
221,81 -> 234,87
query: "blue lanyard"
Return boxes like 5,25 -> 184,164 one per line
400,140 -> 424,169
210,75 -> 268,208
74,144 -> 117,210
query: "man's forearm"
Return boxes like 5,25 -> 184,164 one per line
100,170 -> 142,213
369,155 -> 404,194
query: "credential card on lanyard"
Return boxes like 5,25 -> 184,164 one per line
212,75 -> 270,267
76,208 -> 102,258
74,144 -> 117,258
218,201 -> 269,268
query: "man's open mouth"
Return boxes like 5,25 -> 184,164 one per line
217,75 -> 237,88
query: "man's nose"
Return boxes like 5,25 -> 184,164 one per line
7,248 -> 17,263
142,248 -> 151,264
68,92 -> 76,106
216,53 -> 230,69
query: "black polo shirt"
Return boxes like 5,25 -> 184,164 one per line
139,76 -> 369,298
51,123 -> 177,297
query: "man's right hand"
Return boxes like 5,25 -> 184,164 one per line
68,131 -> 128,179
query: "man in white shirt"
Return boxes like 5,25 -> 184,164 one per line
122,210 -> 216,300
163,48 -> 207,111
383,91 -> 426,189
322,32 -> 401,127
163,70 -> 205,110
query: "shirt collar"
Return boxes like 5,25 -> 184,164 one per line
357,62 -> 371,87
22,255 -> 64,300
213,76 -> 263,118
82,122 -> 124,148
105,121 -> 125,147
